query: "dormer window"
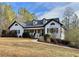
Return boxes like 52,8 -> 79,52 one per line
33,21 -> 37,25
51,22 -> 55,25
43,18 -> 47,24
34,21 -> 37,24
15,23 -> 18,26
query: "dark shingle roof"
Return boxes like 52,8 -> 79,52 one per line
8,18 -> 65,29
20,20 -> 44,28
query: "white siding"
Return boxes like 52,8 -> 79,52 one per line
45,21 -> 65,40
9,23 -> 24,37
60,27 -> 65,40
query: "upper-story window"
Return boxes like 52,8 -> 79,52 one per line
33,21 -> 37,25
51,22 -> 55,25
43,18 -> 47,24
34,21 -> 37,24
15,23 -> 18,26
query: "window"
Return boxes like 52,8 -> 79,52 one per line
51,23 -> 55,25
47,28 -> 50,33
33,21 -> 37,25
35,21 -> 37,24
15,24 -> 18,26
48,28 -> 58,33
43,19 -> 47,24
17,30 -> 20,34
50,28 -> 54,33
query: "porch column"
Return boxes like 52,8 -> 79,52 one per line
45,27 -> 47,34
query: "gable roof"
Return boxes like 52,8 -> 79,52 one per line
44,18 -> 66,30
8,21 -> 24,29
44,18 -> 63,26
8,18 -> 65,29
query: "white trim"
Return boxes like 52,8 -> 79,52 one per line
24,27 -> 44,30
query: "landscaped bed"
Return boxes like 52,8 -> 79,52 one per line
0,37 -> 79,57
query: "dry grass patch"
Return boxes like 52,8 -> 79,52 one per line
0,37 -> 79,57
0,37 -> 32,42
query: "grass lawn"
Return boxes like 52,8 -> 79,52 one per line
0,37 -> 79,57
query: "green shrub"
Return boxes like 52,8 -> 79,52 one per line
44,34 -> 52,43
7,30 -> 17,37
1,30 -> 7,37
22,31 -> 31,38
1,30 -> 17,37
44,34 -> 50,40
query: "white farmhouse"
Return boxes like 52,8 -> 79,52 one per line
8,18 -> 65,40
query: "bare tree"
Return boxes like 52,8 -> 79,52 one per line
62,7 -> 78,30
71,14 -> 78,28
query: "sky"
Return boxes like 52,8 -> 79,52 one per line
2,2 -> 79,20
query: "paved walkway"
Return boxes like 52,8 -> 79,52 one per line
32,39 -> 79,50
